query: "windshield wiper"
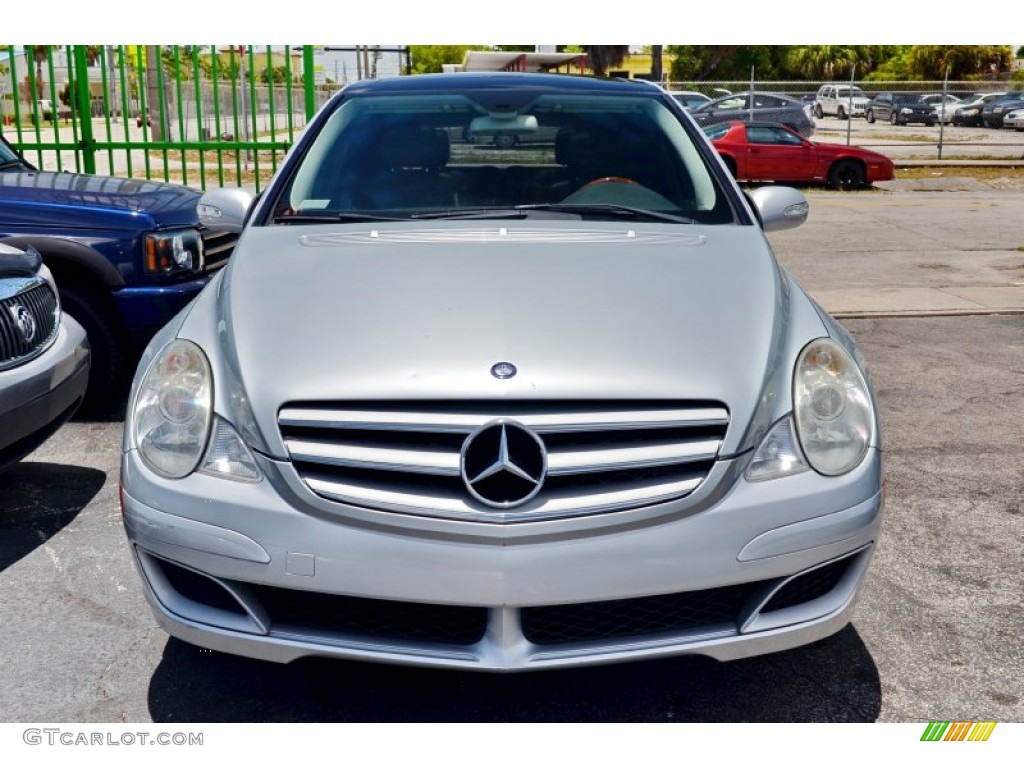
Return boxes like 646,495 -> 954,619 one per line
273,212 -> 406,224
412,204 -> 695,223
515,204 -> 695,224
410,208 -> 528,220
0,160 -> 30,171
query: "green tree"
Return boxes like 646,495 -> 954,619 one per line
667,46 -> 791,81
785,45 -> 859,79
906,45 -> 1014,80
409,45 -> 489,74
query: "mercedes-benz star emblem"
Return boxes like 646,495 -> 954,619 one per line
490,361 -> 517,380
461,420 -> 547,508
9,304 -> 36,344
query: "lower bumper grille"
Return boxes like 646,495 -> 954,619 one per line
144,549 -> 862,654
249,584 -> 489,645
521,582 -> 770,646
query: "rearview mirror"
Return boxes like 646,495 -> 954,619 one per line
468,113 -> 538,136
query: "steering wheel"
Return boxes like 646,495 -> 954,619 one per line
581,176 -> 638,188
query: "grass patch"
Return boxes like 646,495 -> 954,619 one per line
893,165 -> 1023,181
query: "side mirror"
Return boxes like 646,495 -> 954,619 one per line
197,187 -> 258,232
747,186 -> 809,232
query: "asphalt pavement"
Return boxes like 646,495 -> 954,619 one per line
767,176 -> 1024,318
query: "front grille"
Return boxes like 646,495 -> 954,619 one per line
249,584 -> 489,645
0,278 -> 59,370
521,582 -> 767,645
279,400 -> 729,522
200,227 -> 239,271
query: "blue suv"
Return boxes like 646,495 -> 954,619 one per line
0,135 -> 245,408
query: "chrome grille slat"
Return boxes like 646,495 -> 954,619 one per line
285,438 -> 462,476
303,472 -> 706,522
280,401 -> 728,523
546,438 -> 722,476
279,406 -> 729,433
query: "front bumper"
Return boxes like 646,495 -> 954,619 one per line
121,444 -> 884,671
0,315 -> 89,469
113,276 -> 210,346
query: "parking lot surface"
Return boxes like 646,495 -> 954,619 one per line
1,184 -> 1022,722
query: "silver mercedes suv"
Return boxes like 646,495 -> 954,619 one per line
120,73 -> 884,671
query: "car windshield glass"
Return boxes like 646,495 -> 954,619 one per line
277,90 -> 730,224
837,87 -> 865,98
0,141 -> 22,166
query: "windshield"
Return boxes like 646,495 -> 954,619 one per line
0,139 -> 25,166
837,87 -> 866,98
275,90 -> 731,225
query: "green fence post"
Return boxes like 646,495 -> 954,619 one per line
73,46 -> 96,174
303,46 -> 316,121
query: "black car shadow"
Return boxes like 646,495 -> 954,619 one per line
147,624 -> 880,722
0,462 -> 106,573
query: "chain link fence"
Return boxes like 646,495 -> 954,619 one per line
667,80 -> 1024,161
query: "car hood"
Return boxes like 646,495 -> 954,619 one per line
210,222 -> 795,458
0,169 -> 201,231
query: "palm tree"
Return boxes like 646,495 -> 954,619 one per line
584,46 -> 630,77
28,44 -> 54,98
650,45 -> 663,83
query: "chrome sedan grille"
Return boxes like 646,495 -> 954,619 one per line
199,226 -> 239,272
0,278 -> 59,371
279,401 -> 729,523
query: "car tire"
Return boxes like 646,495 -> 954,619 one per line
837,105 -> 847,120
890,111 -> 899,125
866,109 -> 875,124
814,103 -> 823,119
828,159 -> 865,191
57,284 -> 129,411
926,118 -> 935,127
721,156 -> 738,178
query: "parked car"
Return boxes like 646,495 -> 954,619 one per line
704,121 -> 894,190
1004,108 -> 1024,131
668,90 -> 711,110
689,90 -> 816,137
981,92 -> 1024,128
0,135 -> 249,408
952,92 -> 1006,126
813,84 -> 870,120
866,92 -> 936,126
0,243 -> 90,472
919,93 -> 962,124
121,72 -> 883,671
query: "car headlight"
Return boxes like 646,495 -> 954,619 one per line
134,339 -> 213,478
900,107 -> 913,115
144,228 -> 203,276
792,338 -> 874,476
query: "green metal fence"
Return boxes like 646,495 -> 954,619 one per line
1,45 -> 325,192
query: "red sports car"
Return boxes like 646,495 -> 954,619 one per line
703,121 -> 895,190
